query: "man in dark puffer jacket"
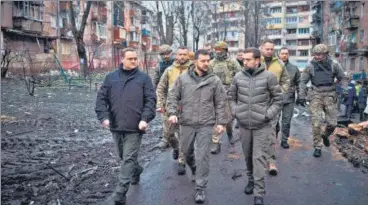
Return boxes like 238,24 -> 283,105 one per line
228,47 -> 283,205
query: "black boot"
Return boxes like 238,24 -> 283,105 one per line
177,163 -> 186,175
194,189 -> 206,204
244,179 -> 254,195
254,196 -> 264,205
111,192 -> 126,205
172,149 -> 179,160
131,165 -> 143,185
281,140 -> 290,149
313,149 -> 322,158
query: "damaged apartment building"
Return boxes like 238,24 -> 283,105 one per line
0,1 -> 160,75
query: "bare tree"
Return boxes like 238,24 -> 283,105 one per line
21,49 -> 36,96
239,1 -> 266,48
1,38 -> 16,78
69,0 -> 92,78
191,1 -> 211,50
176,1 -> 192,46
154,1 -> 177,45
86,42 -> 103,72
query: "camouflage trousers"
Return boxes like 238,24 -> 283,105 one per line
212,101 -> 233,144
309,93 -> 338,149
163,114 -> 185,164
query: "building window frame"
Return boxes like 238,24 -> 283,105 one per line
359,56 -> 364,71
350,57 -> 355,71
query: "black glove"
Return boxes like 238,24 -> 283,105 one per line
296,98 -> 307,107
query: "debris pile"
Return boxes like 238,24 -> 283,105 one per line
334,121 -> 368,173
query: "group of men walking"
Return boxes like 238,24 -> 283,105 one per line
95,39 -> 348,205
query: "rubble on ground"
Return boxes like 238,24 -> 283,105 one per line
334,121 -> 368,173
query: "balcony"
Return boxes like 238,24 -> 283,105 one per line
344,16 -> 360,30
113,27 -> 127,42
285,34 -> 297,39
286,45 -> 298,50
13,18 -> 43,34
342,42 -> 357,52
266,24 -> 282,29
297,34 -> 311,39
285,23 -> 298,29
60,28 -> 72,37
91,7 -> 107,22
267,34 -> 282,39
225,36 -> 238,42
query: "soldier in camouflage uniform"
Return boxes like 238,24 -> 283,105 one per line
209,41 -> 242,154
154,45 -> 175,149
154,45 -> 175,88
156,46 -> 192,174
298,44 -> 348,158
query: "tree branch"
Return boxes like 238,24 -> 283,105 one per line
79,1 -> 92,38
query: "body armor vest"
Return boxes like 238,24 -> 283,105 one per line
310,59 -> 334,87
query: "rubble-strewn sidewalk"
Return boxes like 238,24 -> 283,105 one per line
334,121 -> 368,173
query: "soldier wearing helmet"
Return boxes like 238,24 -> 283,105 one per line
154,44 -> 175,88
208,41 -> 242,154
154,44 -> 175,150
298,43 -> 348,158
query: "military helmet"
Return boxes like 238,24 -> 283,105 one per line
214,41 -> 228,50
159,44 -> 172,54
312,44 -> 329,54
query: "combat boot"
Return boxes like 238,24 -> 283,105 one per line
313,149 -> 322,158
131,165 -> 143,185
194,189 -> 206,204
108,192 -> 126,205
268,163 -> 278,176
210,143 -> 221,154
177,163 -> 186,175
254,196 -> 264,205
244,179 -> 254,195
281,140 -> 289,149
172,149 -> 179,160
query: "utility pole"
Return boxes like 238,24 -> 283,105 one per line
56,0 -> 61,55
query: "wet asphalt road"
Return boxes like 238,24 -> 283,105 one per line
122,113 -> 367,205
